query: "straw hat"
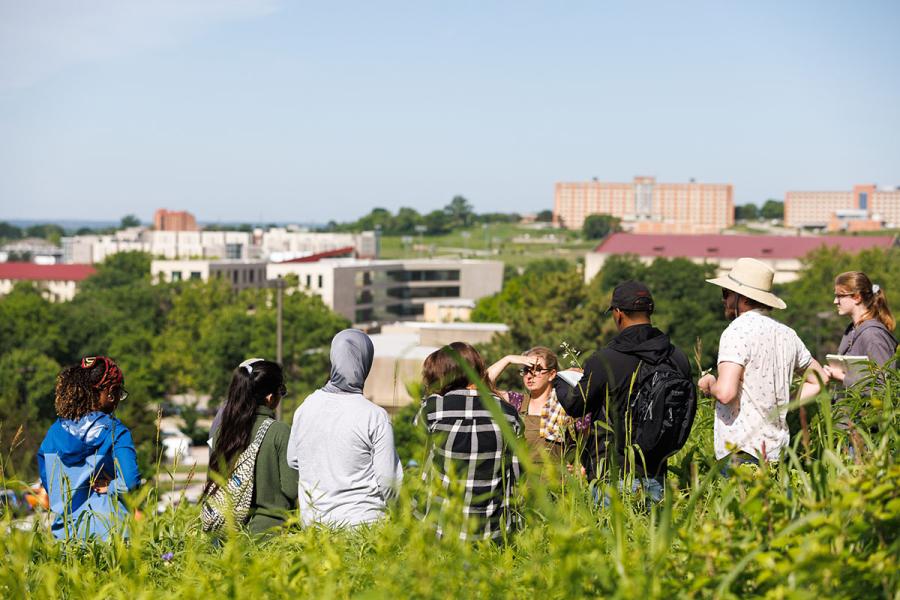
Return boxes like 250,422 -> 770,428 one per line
706,258 -> 787,310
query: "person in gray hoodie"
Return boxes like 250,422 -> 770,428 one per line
825,271 -> 898,388
287,329 -> 402,527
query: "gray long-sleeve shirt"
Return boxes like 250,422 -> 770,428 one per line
837,318 -> 898,388
286,389 -> 403,527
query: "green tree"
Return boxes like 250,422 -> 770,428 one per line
24,224 -> 65,244
761,199 -> 784,220
0,221 -> 23,241
392,207 -> 423,235
424,210 -> 451,235
444,196 -> 475,228
0,349 -> 60,477
536,210 -> 553,223
582,214 -> 621,240
735,203 -> 759,221
0,284 -> 66,359
120,215 -> 141,228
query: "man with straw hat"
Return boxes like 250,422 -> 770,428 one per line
698,258 -> 828,467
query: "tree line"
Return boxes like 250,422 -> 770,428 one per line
319,196 -> 552,235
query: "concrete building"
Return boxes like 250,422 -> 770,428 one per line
0,263 -> 96,302
365,322 -> 509,411
151,259 -> 268,292
267,258 -> 504,325
154,209 -> 199,231
785,184 -> 900,230
0,238 -> 64,264
63,226 -> 376,264
63,229 -> 253,264
554,176 -> 733,233
260,228 -> 379,261
584,233 -> 898,285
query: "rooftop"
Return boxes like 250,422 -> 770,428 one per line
0,262 -> 96,281
593,233 -> 897,259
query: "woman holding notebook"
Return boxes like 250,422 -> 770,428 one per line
824,271 -> 897,388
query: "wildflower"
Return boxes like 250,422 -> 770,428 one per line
161,552 -> 174,563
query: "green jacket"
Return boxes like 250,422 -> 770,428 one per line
246,406 -> 298,535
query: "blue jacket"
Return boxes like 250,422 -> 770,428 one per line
37,411 -> 141,540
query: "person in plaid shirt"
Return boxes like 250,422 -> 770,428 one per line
487,347 -> 590,467
418,342 -> 523,542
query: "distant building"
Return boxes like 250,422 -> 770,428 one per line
154,209 -> 199,232
62,226 -> 376,264
554,176 -> 734,233
260,228 -> 379,261
785,184 -> 900,230
0,238 -> 63,264
365,322 -> 509,411
150,259 -> 268,292
267,258 -> 504,325
584,233 -> 898,284
63,229 -> 252,263
0,263 -> 96,302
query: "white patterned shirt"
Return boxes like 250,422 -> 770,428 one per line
714,310 -> 812,461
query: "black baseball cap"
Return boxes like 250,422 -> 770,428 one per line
607,280 -> 654,313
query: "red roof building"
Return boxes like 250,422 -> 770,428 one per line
0,262 -> 97,301
585,233 -> 897,284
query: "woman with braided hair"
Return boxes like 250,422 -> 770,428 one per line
37,356 -> 141,540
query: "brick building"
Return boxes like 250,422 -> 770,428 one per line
785,184 -> 900,230
553,176 -> 733,233
153,209 -> 199,231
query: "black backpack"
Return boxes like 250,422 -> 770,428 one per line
625,349 -> 697,459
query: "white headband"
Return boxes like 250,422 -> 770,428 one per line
872,284 -> 881,294
238,358 -> 264,374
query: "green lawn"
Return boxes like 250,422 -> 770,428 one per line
378,223 -> 598,269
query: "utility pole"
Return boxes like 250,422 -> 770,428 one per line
276,276 -> 284,420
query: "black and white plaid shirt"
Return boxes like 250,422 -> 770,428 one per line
418,389 -> 523,541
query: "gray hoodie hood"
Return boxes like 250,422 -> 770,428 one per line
322,329 -> 374,394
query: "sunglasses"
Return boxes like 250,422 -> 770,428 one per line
519,366 -> 552,377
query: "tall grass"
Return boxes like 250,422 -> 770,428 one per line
1,365 -> 897,599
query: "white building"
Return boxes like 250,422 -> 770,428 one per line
259,228 -> 378,261
63,226 -> 378,264
63,229 -> 252,263
151,259 -> 268,292
267,258 -> 504,325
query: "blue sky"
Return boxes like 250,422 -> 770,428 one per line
1,1 -> 898,224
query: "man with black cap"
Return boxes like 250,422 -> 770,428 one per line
557,280 -> 693,498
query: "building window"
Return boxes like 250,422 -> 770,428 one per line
249,270 -> 254,283
859,192 -> 868,211
387,286 -> 460,299
318,275 -> 323,288
306,275 -> 312,287
355,308 -> 374,322
190,272 -> 201,280
225,243 -> 243,259
171,271 -> 182,281
232,270 -> 238,284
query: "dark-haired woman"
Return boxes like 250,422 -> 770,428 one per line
37,356 -> 141,541
419,342 -> 523,541
206,358 -> 297,535
825,272 -> 898,388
